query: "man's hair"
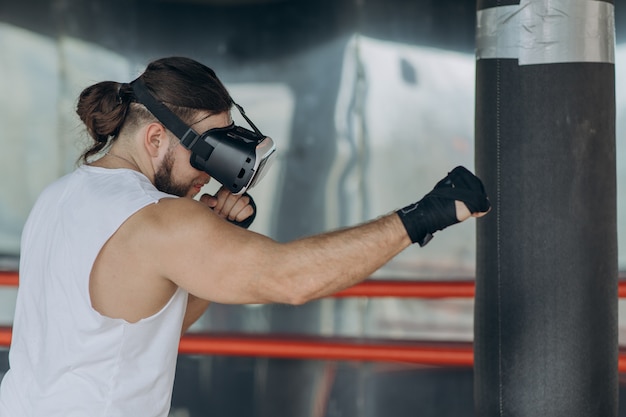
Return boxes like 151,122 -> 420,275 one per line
76,56 -> 233,163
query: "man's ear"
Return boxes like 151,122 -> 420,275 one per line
144,122 -> 167,158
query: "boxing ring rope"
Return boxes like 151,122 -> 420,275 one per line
0,272 -> 18,287
0,271 -> 625,370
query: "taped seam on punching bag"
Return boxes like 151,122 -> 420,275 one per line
476,0 -> 615,64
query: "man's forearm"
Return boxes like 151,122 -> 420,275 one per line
261,212 -> 412,304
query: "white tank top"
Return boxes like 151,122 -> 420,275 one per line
0,166 -> 189,417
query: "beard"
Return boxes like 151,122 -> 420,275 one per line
153,149 -> 193,197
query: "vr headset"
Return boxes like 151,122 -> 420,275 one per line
131,79 -> 276,195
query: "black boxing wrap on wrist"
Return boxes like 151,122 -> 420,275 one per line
397,166 -> 490,246
397,196 -> 459,247
228,193 -> 257,229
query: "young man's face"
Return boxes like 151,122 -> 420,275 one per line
154,111 -> 232,198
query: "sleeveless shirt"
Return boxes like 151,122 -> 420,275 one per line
0,166 -> 189,417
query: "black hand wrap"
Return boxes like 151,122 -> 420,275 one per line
397,166 -> 490,246
228,193 -> 257,229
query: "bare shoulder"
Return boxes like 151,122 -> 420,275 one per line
118,196 -> 279,302
89,197 -> 222,321
125,197 -> 242,250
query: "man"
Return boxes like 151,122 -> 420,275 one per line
0,56 -> 489,416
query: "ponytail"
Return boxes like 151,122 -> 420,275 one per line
75,57 -> 234,164
76,81 -> 131,163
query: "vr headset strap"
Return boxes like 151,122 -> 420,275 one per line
130,79 -> 201,149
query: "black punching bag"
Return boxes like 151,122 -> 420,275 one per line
474,0 -> 618,416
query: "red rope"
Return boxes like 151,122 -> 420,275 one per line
1,272 -> 625,370
0,326 -> 474,367
179,334 -> 473,366
0,271 -> 18,287
1,326 -> 626,371
0,327 -> 10,347
3,271 -> 625,298
333,280 -> 475,298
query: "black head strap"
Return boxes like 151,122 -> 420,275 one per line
130,78 -> 201,148
130,78 -> 265,147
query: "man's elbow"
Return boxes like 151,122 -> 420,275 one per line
261,282 -> 317,306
